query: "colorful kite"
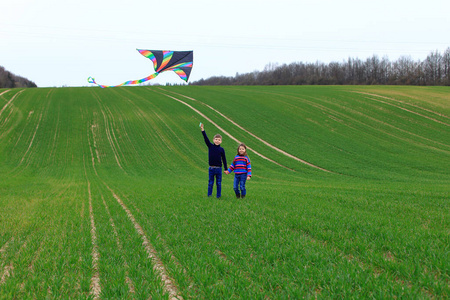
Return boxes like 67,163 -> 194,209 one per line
88,49 -> 193,88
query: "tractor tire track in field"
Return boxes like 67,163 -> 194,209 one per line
18,240 -> 45,295
87,180 -> 101,299
7,92 -> 53,177
91,90 -> 127,173
129,200 -> 200,297
0,105 -> 15,129
1,238 -> 29,286
105,184 -> 183,300
100,194 -> 136,294
100,105 -> 126,172
0,89 -> 11,98
0,90 -> 23,118
18,112 -> 43,167
85,117 -> 183,298
0,237 -> 14,284
158,89 -> 333,173
87,125 -> 99,176
304,91 -> 450,149
322,94 -> 450,150
251,88 -> 450,152
0,90 -> 24,137
116,88 -> 199,167
352,91 -> 450,124
0,238 -> 14,258
47,91 -> 60,163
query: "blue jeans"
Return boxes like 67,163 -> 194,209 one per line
233,173 -> 247,196
208,167 -> 222,198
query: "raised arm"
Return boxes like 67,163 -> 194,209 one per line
202,129 -> 212,147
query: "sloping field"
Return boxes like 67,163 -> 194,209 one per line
0,86 -> 449,298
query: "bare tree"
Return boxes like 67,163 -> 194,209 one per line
424,50 -> 442,85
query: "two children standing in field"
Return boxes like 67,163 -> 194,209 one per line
201,123 -> 251,199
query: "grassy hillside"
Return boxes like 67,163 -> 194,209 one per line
0,86 -> 449,298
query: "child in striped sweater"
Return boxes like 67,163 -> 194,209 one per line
225,143 -> 252,198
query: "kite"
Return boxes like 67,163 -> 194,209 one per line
88,49 -> 193,88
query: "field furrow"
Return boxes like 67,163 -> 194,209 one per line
18,112 -> 42,167
0,90 -> 23,118
0,90 -> 11,98
352,91 -> 450,120
91,90 -> 127,173
100,194 -> 136,295
87,180 -> 101,299
106,185 -> 183,299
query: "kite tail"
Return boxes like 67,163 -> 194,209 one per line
87,73 -> 159,88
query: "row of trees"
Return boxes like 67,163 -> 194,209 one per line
0,66 -> 37,88
192,48 -> 450,86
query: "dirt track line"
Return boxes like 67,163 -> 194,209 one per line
105,105 -> 128,165
0,107 -> 14,128
0,238 -> 13,256
91,90 -> 126,173
323,96 -> 450,150
352,91 -> 450,126
47,108 -> 60,163
88,181 -> 101,299
0,264 -> 13,285
101,194 -> 136,294
91,125 -> 101,162
269,90 -> 450,151
27,241 -> 43,274
0,90 -> 11,98
106,186 -> 183,300
131,203 -> 197,294
0,90 -> 23,118
87,127 -> 99,177
161,91 -> 333,173
100,107 -> 125,171
18,113 -> 42,166
1,239 -> 28,286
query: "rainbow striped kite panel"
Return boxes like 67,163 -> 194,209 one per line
88,49 -> 193,88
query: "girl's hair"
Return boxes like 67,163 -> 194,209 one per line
237,143 -> 247,155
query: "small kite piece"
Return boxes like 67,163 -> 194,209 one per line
199,122 -> 203,127
88,49 -> 193,88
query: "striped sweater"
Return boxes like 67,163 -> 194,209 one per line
228,155 -> 252,177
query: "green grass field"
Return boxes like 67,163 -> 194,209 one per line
0,85 -> 449,299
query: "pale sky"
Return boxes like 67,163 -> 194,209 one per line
1,0 -> 449,87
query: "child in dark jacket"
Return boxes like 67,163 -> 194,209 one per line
225,143 -> 251,198
201,123 -> 227,198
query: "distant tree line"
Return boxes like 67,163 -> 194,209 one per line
191,47 -> 450,86
0,66 -> 37,88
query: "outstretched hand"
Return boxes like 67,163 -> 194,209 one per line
200,123 -> 204,131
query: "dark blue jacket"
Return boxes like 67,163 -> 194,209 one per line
202,131 -> 227,169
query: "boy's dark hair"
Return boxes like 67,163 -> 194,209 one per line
237,143 -> 247,155
214,134 -> 222,140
